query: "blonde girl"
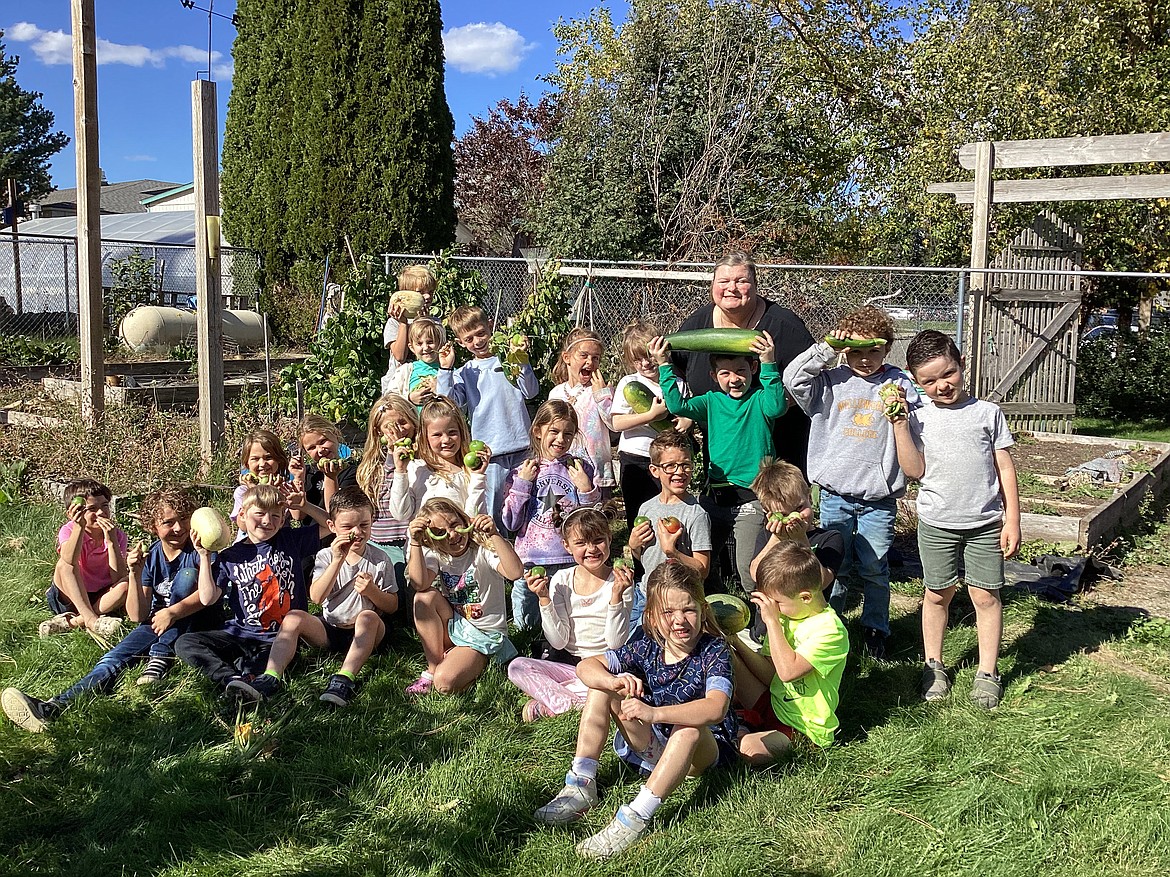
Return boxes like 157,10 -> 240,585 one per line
611,319 -> 692,537
356,394 -> 419,583
389,397 -> 488,523
405,498 -> 524,695
230,429 -> 290,530
506,507 -> 633,722
549,327 -> 616,496
502,399 -> 600,629
533,563 -> 739,858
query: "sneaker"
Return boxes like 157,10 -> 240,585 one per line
224,676 -> 263,703
319,674 -> 357,707
405,674 -> 433,696
250,673 -> 283,699
38,613 -> 76,637
921,659 -> 951,701
135,657 -> 169,686
862,627 -> 888,661
89,616 -> 123,640
522,698 -> 553,722
2,688 -> 60,733
575,805 -> 650,859
534,775 -> 598,825
971,671 -> 1004,709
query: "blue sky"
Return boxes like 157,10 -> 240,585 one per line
4,0 -> 627,193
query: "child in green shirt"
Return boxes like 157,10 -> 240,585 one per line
649,331 -> 786,594
730,541 -> 849,763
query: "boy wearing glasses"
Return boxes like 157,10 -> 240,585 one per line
626,430 -> 712,628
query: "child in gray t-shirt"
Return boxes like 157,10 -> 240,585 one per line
888,331 -> 1020,711
627,431 -> 712,628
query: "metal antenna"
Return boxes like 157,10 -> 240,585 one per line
178,0 -> 240,80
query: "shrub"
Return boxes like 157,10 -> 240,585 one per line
1076,326 -> 1170,420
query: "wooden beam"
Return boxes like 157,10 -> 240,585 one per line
558,266 -> 711,282
998,402 -> 1077,415
928,174 -> 1170,204
985,300 -> 1080,403
957,132 -> 1170,169
967,142 -> 993,394
193,79 -> 224,466
71,0 -> 104,427
987,288 -> 1082,302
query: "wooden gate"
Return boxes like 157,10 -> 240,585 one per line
973,210 -> 1083,433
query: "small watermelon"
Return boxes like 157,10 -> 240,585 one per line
706,593 -> 751,635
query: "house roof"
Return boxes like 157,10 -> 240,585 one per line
140,182 -> 195,206
32,179 -> 182,214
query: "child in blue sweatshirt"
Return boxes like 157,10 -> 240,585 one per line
436,305 -> 539,532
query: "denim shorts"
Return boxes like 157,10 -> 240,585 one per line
917,519 -> 1005,591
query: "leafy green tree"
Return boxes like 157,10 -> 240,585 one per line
531,0 -> 856,262
0,31 -> 69,204
222,0 -> 456,292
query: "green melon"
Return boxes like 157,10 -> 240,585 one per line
706,593 -> 751,635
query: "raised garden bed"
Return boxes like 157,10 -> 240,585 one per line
900,431 -> 1170,549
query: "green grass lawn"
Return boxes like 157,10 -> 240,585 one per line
2,502 -> 1169,876
1075,417 -> 1170,444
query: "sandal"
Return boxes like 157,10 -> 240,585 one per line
920,660 -> 951,701
522,699 -> 553,722
971,672 -> 1003,709
38,613 -> 77,638
405,674 -> 434,696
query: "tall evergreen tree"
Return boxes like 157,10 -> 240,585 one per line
0,31 -> 69,205
222,0 -> 455,285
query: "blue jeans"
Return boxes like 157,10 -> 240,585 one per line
629,580 -> 647,632
819,490 -> 896,636
486,449 -> 529,535
55,567 -> 200,705
511,562 -> 573,631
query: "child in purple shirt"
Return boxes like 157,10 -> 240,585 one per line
502,400 -> 600,629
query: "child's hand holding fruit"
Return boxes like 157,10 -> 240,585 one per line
765,509 -> 810,543
127,540 -> 148,573
524,566 -> 550,603
628,515 -> 654,552
611,557 -> 635,601
657,516 -> 685,555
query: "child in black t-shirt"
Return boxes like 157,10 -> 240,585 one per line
745,459 -> 843,644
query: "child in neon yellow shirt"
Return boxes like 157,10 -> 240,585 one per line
730,541 -> 848,762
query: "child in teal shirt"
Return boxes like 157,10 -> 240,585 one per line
649,331 -> 786,594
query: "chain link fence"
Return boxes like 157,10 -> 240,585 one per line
384,254 -> 965,362
0,233 -> 261,341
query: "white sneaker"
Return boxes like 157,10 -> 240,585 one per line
533,776 -> 598,825
576,806 -> 649,859
89,616 -> 123,640
38,613 -> 75,637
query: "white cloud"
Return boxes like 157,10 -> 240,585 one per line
124,154 -> 157,162
443,22 -> 534,76
5,21 -> 227,72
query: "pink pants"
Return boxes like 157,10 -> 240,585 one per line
506,657 -> 589,715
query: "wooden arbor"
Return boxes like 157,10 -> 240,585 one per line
929,132 -> 1170,433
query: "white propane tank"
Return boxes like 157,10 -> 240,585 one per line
118,306 -> 266,352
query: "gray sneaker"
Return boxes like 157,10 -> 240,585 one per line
921,659 -> 951,701
576,805 -> 649,859
136,657 -> 169,686
971,671 -> 1003,709
534,775 -> 598,825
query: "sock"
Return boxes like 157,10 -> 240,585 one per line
570,757 -> 599,783
263,670 -> 282,681
627,785 -> 662,822
337,670 -> 357,682
419,670 -> 435,682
